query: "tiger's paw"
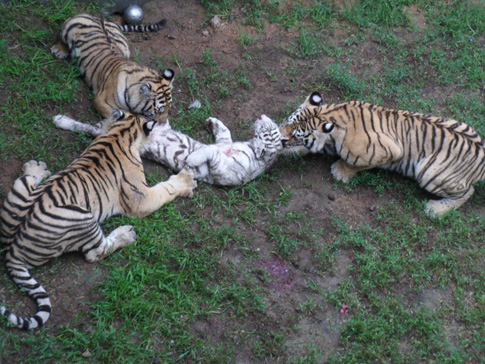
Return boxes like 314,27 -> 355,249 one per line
425,199 -> 456,219
206,117 -> 221,134
50,43 -> 69,59
109,225 -> 137,249
53,115 -> 76,131
22,160 -> 51,184
206,117 -> 229,136
170,168 -> 198,198
330,160 -> 355,183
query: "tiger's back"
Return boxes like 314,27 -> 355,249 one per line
280,92 -> 485,216
51,14 -> 174,122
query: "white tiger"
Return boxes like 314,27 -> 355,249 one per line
53,114 -> 282,186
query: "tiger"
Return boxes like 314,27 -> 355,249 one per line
279,91 -> 485,216
0,110 -> 197,329
52,114 -> 283,186
51,13 -> 173,122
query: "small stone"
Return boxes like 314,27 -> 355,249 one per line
210,16 -> 221,27
369,205 -> 377,212
201,29 -> 209,36
327,193 -> 336,201
82,350 -> 91,358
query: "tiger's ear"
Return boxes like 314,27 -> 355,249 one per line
140,83 -> 152,98
162,68 -> 175,82
143,120 -> 156,136
309,92 -> 323,106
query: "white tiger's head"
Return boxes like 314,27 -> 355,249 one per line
280,92 -> 335,153
252,115 -> 282,161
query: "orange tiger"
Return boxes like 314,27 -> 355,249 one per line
280,92 -> 485,216
0,111 -> 197,329
51,13 -> 173,121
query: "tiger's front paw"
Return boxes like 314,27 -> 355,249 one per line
22,160 -> 51,184
50,42 -> 69,59
169,168 -> 198,198
206,117 -> 228,135
205,117 -> 220,134
331,160 -> 354,183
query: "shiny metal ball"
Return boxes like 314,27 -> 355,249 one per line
123,5 -> 144,25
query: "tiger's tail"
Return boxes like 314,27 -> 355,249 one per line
1,262 -> 51,330
118,19 -> 166,33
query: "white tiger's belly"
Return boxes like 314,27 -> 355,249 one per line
201,143 -> 268,186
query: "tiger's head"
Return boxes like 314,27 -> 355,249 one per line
137,68 -> 175,123
280,92 -> 335,153
105,110 -> 158,144
252,115 -> 282,161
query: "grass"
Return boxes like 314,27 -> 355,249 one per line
1,0 -> 485,363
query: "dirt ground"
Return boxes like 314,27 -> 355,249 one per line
2,0 -> 483,362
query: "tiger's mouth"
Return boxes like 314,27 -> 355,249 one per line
281,135 -> 303,148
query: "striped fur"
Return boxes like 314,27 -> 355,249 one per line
118,19 -> 167,33
0,111 -> 196,329
50,13 -> 173,122
53,114 -> 283,186
280,92 -> 485,216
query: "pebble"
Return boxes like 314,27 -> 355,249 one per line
327,193 -> 336,201
210,15 -> 221,27
369,205 -> 377,212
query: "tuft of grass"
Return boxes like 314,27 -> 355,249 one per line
342,0 -> 419,29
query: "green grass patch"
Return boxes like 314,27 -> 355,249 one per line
1,1 -> 485,363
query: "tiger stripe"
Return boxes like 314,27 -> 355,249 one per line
51,14 -> 174,122
0,112 -> 196,329
280,92 -> 485,216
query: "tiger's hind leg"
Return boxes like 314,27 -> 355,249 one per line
425,186 -> 475,217
206,117 -> 233,144
50,41 -> 70,59
0,161 -> 51,241
34,203 -> 137,262
84,225 -> 137,262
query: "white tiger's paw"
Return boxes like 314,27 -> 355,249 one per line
109,225 -> 137,249
53,115 -> 76,131
22,160 -> 51,184
169,168 -> 198,198
206,117 -> 224,135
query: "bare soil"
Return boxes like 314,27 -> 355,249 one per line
1,1 -> 484,362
